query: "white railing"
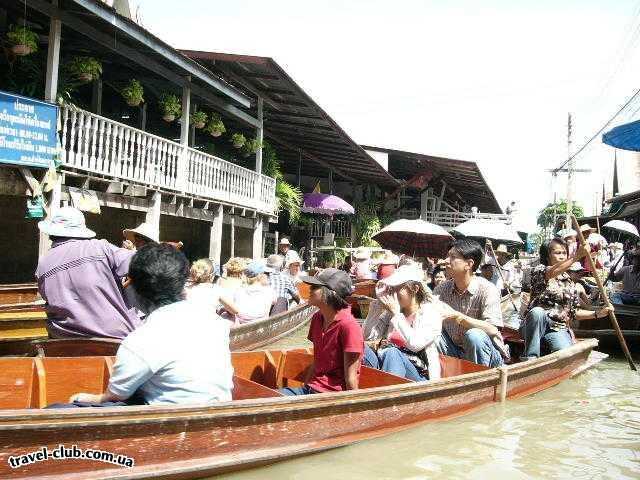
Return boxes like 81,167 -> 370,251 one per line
59,106 -> 276,214
424,210 -> 512,229
310,219 -> 352,239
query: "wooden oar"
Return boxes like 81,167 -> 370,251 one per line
572,214 -> 637,371
486,240 -> 518,312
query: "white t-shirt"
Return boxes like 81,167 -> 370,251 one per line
233,284 -> 275,324
108,300 -> 233,405
185,282 -> 222,312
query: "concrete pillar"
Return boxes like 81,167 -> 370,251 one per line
145,191 -> 161,241
252,215 -> 263,260
274,230 -> 279,254
255,97 -> 264,174
44,8 -> 61,103
178,79 -> 191,192
229,214 -> 235,258
38,176 -> 62,257
209,204 -> 223,265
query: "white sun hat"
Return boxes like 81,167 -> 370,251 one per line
38,207 -> 96,239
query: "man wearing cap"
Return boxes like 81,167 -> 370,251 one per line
265,254 -> 300,314
35,207 -> 143,339
278,238 -> 299,270
280,268 -> 364,395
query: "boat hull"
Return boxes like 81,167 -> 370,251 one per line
0,339 -> 600,479
0,303 -> 316,356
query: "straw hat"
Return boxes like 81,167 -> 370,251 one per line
354,247 -> 371,261
279,238 -> 291,245
122,223 -> 159,243
579,224 -> 594,234
38,207 -> 95,239
495,244 -> 512,257
266,254 -> 284,271
224,257 -> 246,275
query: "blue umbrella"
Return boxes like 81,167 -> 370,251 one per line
602,119 -> 640,152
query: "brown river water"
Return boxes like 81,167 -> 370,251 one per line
215,326 -> 640,480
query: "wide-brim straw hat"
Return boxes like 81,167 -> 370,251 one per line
579,224 -> 594,233
279,238 -> 291,245
285,252 -> 304,267
495,244 -> 512,257
122,223 -> 159,243
354,247 -> 371,261
38,206 -> 95,239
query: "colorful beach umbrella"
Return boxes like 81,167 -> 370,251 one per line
372,219 -> 454,258
301,193 -> 355,215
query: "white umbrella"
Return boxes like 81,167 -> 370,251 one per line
372,219 -> 454,258
453,219 -> 523,245
602,219 -> 640,238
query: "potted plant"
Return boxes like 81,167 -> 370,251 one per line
231,133 -> 246,149
6,25 -> 38,56
67,56 -> 102,83
159,93 -> 181,122
242,137 -> 263,156
121,79 -> 144,107
204,113 -> 226,137
190,111 -> 207,129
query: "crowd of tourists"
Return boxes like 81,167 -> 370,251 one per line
33,207 -> 634,408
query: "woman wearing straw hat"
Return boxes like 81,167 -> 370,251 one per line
284,251 -> 307,284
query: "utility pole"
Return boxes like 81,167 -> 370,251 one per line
565,113 -> 573,229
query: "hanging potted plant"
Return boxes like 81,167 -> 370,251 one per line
231,133 -> 246,149
204,113 -> 226,137
190,111 -> 207,129
67,56 -> 102,83
121,79 -> 144,107
6,25 -> 39,56
159,93 -> 181,122
241,137 -> 263,157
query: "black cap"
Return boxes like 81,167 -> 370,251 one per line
300,268 -> 353,298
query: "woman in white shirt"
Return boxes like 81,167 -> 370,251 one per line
185,259 -> 238,321
362,265 -> 455,381
233,261 -> 276,324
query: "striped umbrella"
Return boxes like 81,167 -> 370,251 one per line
372,219 -> 454,258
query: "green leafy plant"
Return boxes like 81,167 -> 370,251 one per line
537,200 -> 584,237
121,79 -> 144,106
354,198 -> 382,247
204,113 -> 226,136
231,133 -> 246,148
159,93 -> 181,121
7,25 -> 39,55
262,143 -> 302,223
67,56 -> 102,83
190,110 -> 207,128
242,137 -> 263,156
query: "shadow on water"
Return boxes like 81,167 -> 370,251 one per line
215,328 -> 640,480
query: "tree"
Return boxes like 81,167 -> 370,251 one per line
537,200 -> 584,233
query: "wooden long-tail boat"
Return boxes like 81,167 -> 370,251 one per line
572,303 -> 640,347
0,303 -> 316,357
0,339 -> 603,479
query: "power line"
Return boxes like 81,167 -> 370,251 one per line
552,87 -> 640,173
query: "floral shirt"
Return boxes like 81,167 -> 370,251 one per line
528,264 -> 578,330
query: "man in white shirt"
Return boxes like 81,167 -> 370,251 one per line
278,238 -> 299,269
69,244 -> 233,405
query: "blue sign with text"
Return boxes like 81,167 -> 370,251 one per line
0,90 -> 59,169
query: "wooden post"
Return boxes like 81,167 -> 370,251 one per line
91,79 -> 103,115
44,6 -> 61,103
252,215 -> 263,260
140,103 -> 147,131
178,78 -> 191,193
497,367 -> 508,403
145,191 -> 161,241
255,97 -> 264,174
571,214 -> 637,371
209,204 -> 223,265
274,230 -> 279,254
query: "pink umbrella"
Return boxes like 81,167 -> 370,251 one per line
302,193 -> 355,215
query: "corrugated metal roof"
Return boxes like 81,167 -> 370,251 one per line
181,50 -> 399,188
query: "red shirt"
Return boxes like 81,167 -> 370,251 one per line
377,264 -> 396,280
307,307 -> 364,392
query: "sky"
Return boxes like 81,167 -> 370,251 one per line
133,0 -> 640,232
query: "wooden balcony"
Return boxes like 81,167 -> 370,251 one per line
59,106 -> 276,215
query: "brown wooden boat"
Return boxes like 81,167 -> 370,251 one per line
0,339 -> 603,479
572,302 -> 640,346
0,283 -> 39,305
0,303 -> 316,357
